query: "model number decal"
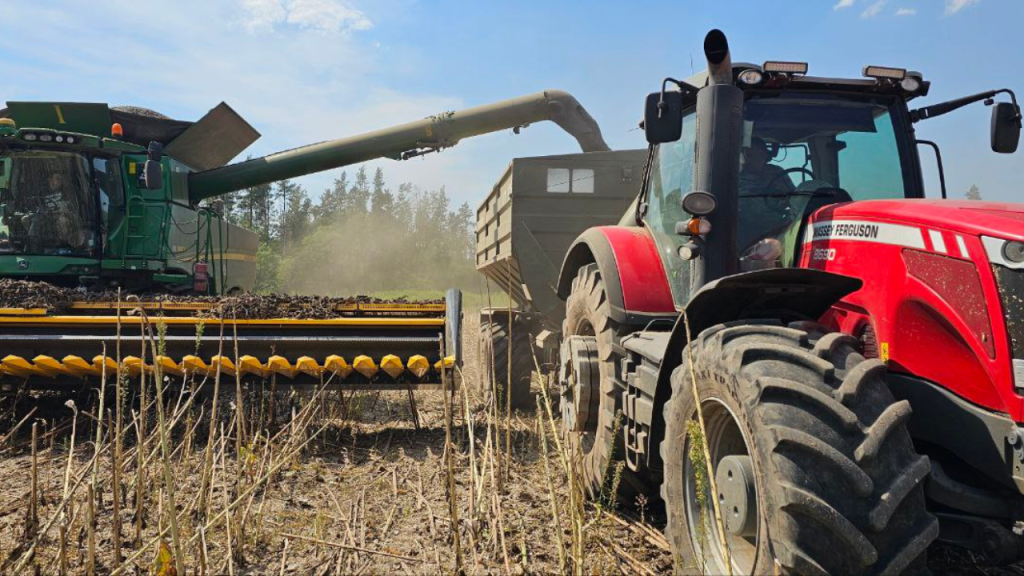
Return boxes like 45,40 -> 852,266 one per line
805,219 -> 926,249
812,248 -> 836,261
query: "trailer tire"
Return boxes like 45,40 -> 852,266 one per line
660,320 -> 937,575
479,316 -> 535,411
562,263 -> 652,502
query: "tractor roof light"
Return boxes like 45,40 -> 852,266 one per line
111,123 -> 124,139
864,65 -> 907,81
737,69 -> 764,86
763,61 -> 808,75
901,77 -> 922,92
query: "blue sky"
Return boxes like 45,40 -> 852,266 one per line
2,0 -> 1020,205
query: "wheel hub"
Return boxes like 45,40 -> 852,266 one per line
716,454 -> 757,537
559,335 -> 599,432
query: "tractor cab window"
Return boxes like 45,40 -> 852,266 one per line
737,93 -> 911,270
644,108 -> 697,308
0,150 -> 98,256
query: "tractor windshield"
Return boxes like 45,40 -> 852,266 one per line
0,150 -> 100,257
737,93 -> 912,269
645,92 -> 915,308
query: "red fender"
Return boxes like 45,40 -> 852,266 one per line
597,226 -> 676,314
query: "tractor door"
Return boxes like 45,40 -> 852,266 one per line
642,107 -> 697,309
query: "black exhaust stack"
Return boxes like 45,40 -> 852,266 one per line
693,29 -> 744,286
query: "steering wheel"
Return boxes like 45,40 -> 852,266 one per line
764,166 -> 816,192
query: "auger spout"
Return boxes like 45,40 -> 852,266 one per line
187,89 -> 610,201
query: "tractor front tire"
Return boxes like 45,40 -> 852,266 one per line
562,263 -> 653,502
479,314 -> 535,411
661,320 -> 937,575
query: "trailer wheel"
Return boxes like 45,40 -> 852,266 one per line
478,314 -> 535,411
660,320 -> 937,575
562,263 -> 652,501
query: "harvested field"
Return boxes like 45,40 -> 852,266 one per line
0,310 -> 1020,574
0,313 -> 673,574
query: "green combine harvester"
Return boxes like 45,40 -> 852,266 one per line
0,92 -> 609,388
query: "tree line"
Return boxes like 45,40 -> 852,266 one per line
219,165 -> 478,296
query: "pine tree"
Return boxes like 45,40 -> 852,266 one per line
370,167 -> 394,216
349,166 -> 370,215
966,184 -> 982,200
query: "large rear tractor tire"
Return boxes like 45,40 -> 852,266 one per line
561,263 -> 654,502
478,314 -> 535,411
661,320 -> 938,575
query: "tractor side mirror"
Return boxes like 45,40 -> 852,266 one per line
991,102 -> 1021,153
141,159 -> 164,190
644,91 -> 684,144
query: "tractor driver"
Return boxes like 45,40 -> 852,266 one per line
738,137 -> 794,196
738,137 -> 795,267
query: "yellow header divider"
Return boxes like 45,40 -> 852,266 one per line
0,308 -> 48,316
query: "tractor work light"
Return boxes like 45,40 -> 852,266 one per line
763,61 -> 808,75
23,133 -> 37,141
682,190 -> 717,215
901,77 -> 922,92
737,69 -> 764,86
863,65 -> 907,80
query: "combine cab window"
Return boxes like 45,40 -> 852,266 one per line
0,150 -> 99,256
737,94 -> 911,268
645,108 -> 697,308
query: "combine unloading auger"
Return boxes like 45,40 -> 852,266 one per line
0,89 -> 607,391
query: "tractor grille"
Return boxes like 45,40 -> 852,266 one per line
993,265 -> 1024,359
992,265 -> 1024,389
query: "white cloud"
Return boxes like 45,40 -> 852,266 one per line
861,0 -> 887,18
834,0 -> 855,10
945,0 -> 980,15
241,0 -> 372,34
895,7 -> 916,15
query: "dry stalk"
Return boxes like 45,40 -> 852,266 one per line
440,337 -> 463,572
144,316 -> 185,575
26,421 -> 39,542
280,532 -> 428,564
0,406 -> 37,447
682,309 -> 733,575
198,313 -> 227,520
535,397 -> 567,572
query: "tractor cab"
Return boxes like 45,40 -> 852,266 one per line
640,59 -> 1020,308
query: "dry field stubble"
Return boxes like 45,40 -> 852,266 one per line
0,312 -> 673,574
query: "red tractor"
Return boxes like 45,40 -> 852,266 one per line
556,29 -> 1023,573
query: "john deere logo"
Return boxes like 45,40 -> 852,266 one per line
17,259 -> 28,270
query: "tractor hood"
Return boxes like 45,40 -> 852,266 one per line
811,199 -> 1024,243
